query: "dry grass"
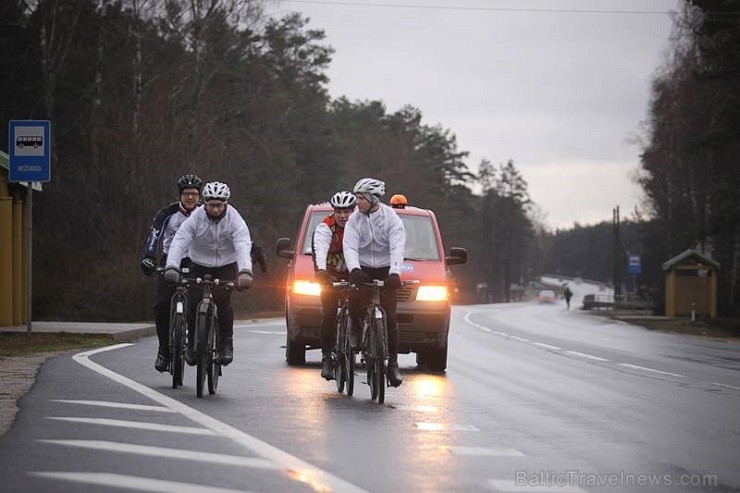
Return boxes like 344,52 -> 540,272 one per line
0,333 -> 114,357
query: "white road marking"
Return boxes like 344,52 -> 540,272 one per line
46,417 -> 216,435
38,440 -> 277,469
445,446 -> 524,457
489,479 -> 589,492
618,363 -> 685,378
712,382 -> 740,391
394,405 -> 439,413
29,472 -> 252,493
462,312 -> 493,332
564,351 -> 609,362
247,330 -> 282,335
72,344 -> 368,493
493,331 -> 509,337
532,342 -> 561,351
51,400 -> 174,412
509,336 -> 530,343
233,320 -> 283,329
414,422 -> 480,432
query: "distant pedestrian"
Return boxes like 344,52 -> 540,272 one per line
564,285 -> 573,310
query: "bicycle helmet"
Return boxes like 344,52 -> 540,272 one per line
353,178 -> 385,197
177,174 -> 203,192
202,181 -> 231,201
330,191 -> 356,209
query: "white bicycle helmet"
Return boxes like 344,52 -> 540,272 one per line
330,191 -> 357,209
202,181 -> 231,201
353,178 -> 385,197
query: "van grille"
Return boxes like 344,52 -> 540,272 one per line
396,287 -> 415,303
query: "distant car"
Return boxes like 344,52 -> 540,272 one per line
537,289 -> 557,304
275,201 -> 467,371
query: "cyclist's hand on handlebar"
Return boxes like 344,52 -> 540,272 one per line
163,267 -> 180,284
237,269 -> 254,290
140,256 -> 156,276
350,268 -> 369,286
315,269 -> 333,286
385,273 -> 401,289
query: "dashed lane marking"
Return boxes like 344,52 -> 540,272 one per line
509,335 -> 530,343
72,344 -> 368,493
445,446 -> 525,457
618,363 -> 685,378
564,351 -> 609,362
38,440 -> 277,469
489,479 -> 589,492
29,472 -> 252,493
414,422 -> 481,432
532,342 -> 561,351
46,417 -> 216,435
51,400 -> 174,412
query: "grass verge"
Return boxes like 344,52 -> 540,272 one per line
0,333 -> 114,357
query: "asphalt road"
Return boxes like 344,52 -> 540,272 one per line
1,299 -> 738,493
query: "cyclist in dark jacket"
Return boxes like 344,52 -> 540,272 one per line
312,191 -> 357,380
140,174 -> 203,372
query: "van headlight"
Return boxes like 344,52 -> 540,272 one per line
292,280 -> 322,296
416,285 -> 448,301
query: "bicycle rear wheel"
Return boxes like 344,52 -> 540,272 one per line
334,308 -> 348,393
346,350 -> 355,396
207,312 -> 220,395
170,313 -> 185,389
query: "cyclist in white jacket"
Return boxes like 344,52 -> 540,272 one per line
164,181 -> 254,366
343,177 -> 406,387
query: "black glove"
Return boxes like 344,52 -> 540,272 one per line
350,268 -> 368,286
163,267 -> 180,284
237,269 -> 254,290
385,273 -> 401,290
315,269 -> 333,286
140,256 -> 156,275
251,244 -> 267,273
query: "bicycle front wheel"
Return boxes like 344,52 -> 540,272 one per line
207,312 -> 220,395
375,358 -> 385,404
170,313 -> 185,389
195,309 -> 209,398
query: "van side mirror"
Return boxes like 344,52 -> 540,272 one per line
445,247 -> 467,266
276,238 -> 295,260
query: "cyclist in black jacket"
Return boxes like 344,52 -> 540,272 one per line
141,174 -> 204,372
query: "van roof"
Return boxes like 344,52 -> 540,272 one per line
307,202 -> 432,217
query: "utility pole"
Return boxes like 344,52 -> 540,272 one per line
613,206 -> 621,297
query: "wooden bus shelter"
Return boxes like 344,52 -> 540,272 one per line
662,249 -> 719,319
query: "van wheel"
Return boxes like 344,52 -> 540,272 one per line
424,346 -> 447,372
286,337 -> 306,365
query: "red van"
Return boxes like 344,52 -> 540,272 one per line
275,200 -> 467,371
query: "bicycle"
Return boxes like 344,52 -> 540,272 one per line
330,281 -> 354,396
191,275 -> 235,398
357,279 -> 418,404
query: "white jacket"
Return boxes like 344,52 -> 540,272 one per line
166,205 -> 253,273
343,203 -> 406,274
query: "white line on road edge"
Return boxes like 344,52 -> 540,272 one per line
618,363 -> 685,378
509,335 -> 530,343
532,342 -> 562,351
51,400 -> 174,412
46,417 -> 216,435
462,312 -> 492,332
711,382 -> 740,391
564,351 -> 610,362
29,472 -> 252,493
38,440 -> 277,469
72,344 -> 368,493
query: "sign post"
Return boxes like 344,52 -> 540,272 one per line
8,120 -> 51,334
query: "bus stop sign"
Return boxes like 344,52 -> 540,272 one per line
8,120 -> 51,182
628,254 -> 642,275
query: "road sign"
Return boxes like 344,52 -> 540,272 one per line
628,253 -> 641,275
8,120 -> 51,182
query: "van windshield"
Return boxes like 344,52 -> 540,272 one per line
301,211 -> 440,261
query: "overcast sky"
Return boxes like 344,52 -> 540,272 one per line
270,0 -> 679,230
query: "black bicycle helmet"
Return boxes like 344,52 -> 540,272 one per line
177,174 -> 203,192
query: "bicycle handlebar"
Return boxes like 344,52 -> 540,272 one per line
331,279 -> 420,289
154,267 -> 236,289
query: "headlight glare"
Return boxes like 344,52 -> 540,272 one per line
293,280 -> 322,296
416,285 -> 448,301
